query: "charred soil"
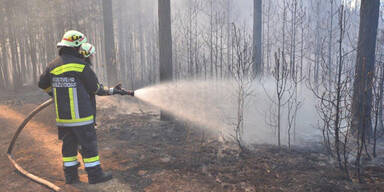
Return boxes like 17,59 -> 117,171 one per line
0,87 -> 383,192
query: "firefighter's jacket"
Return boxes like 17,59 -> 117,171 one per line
38,53 -> 102,127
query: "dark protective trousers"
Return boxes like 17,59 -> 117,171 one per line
59,124 -> 99,167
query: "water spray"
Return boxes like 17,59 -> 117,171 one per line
131,79 -> 321,145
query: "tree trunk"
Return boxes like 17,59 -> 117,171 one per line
220,20 -> 223,79
378,57 -> 384,133
328,0 -> 334,90
266,0 -> 271,74
210,0 -> 213,78
29,35 -> 38,84
158,0 -> 173,120
152,22 -> 158,83
253,0 -> 263,77
138,1 -> 147,86
6,5 -> 21,91
118,7 -> 127,86
19,39 -> 27,84
314,1 -> 320,86
290,0 -> 297,80
188,2 -> 193,77
103,0 -> 118,86
226,0 -> 231,77
1,35 -> 10,88
130,31 -> 136,89
300,19 -> 304,80
350,0 -> 380,138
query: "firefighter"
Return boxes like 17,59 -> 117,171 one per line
38,30 -> 132,184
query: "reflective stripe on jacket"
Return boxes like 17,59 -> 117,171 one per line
38,52 -> 101,127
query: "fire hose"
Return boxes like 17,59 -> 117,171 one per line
6,98 -> 61,192
6,88 -> 134,191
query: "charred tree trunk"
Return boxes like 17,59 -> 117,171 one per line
253,0 -> 263,77
116,2 -> 127,86
351,0 -> 379,182
289,0 -> 297,80
158,0 -> 173,120
138,1 -> 147,86
314,1 -> 320,86
102,0 -> 118,86
210,0 -> 214,78
351,0 -> 380,139
328,0 -> 334,90
130,31 -> 136,89
226,0 -> 231,77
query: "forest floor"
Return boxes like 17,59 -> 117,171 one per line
0,86 -> 384,192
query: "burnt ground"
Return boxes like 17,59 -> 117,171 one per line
0,86 -> 384,192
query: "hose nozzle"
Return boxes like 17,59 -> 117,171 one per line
113,83 -> 134,96
127,90 -> 135,96
119,89 -> 134,96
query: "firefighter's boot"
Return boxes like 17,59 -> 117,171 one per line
86,165 -> 113,184
64,164 -> 80,184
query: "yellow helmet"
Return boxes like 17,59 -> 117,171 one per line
57,30 -> 87,47
79,43 -> 96,58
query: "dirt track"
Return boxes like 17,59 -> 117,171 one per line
1,88 -> 384,192
0,96 -> 79,191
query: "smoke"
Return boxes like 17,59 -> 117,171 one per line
134,78 -> 322,147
